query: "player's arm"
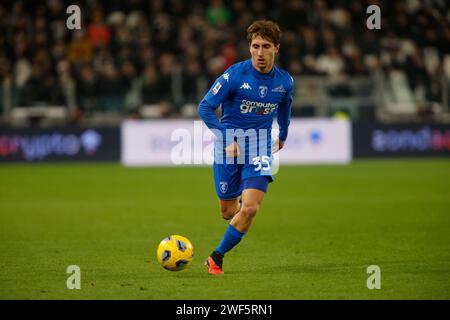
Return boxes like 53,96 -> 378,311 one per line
197,70 -> 238,155
197,71 -> 234,135
197,99 -> 225,135
273,77 -> 294,153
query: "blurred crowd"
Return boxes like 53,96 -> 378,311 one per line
0,0 -> 449,122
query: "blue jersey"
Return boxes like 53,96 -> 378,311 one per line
199,59 -> 293,142
198,59 -> 294,198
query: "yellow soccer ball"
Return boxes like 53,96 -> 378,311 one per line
156,235 -> 194,271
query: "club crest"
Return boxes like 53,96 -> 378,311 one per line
258,86 -> 268,98
220,181 -> 228,193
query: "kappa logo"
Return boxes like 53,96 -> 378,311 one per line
223,73 -> 229,81
219,181 -> 228,193
272,85 -> 286,93
212,81 -> 222,95
259,86 -> 268,98
240,82 -> 252,90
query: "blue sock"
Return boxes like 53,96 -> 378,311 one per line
215,224 -> 245,256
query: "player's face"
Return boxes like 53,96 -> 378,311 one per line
249,36 -> 279,73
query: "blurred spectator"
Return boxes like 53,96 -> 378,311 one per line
21,63 -> 64,106
121,60 -> 141,112
207,0 -> 231,27
158,53 -> 176,117
220,43 -> 238,70
316,48 -> 345,77
287,59 -> 302,77
140,63 -> 160,105
67,30 -> 93,65
300,27 -> 321,57
76,65 -> 98,115
87,9 -> 111,49
279,0 -> 308,31
97,63 -> 125,112
182,59 -> 202,105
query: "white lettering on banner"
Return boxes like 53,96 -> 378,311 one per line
372,127 -> 450,152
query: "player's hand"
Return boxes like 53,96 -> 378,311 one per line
272,139 -> 285,154
225,141 -> 240,157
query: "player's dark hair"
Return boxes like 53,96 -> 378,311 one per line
246,20 -> 282,46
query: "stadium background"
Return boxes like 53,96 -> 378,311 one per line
0,0 -> 449,300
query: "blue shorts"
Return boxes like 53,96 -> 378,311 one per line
213,160 -> 274,200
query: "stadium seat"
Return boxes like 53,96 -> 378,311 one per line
9,106 -> 68,127
180,104 -> 198,118
384,70 -> 417,115
140,104 -> 163,118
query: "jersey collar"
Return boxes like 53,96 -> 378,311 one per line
248,59 -> 276,79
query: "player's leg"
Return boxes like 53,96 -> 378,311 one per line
218,197 -> 241,220
213,162 -> 243,219
207,163 -> 244,274
229,186 -> 265,233
207,176 -> 270,274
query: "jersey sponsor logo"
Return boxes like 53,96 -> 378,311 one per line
239,99 -> 277,115
211,81 -> 222,95
271,85 -> 286,93
219,181 -> 228,193
240,82 -> 252,90
258,86 -> 268,98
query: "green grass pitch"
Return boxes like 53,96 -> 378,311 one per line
0,159 -> 449,300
